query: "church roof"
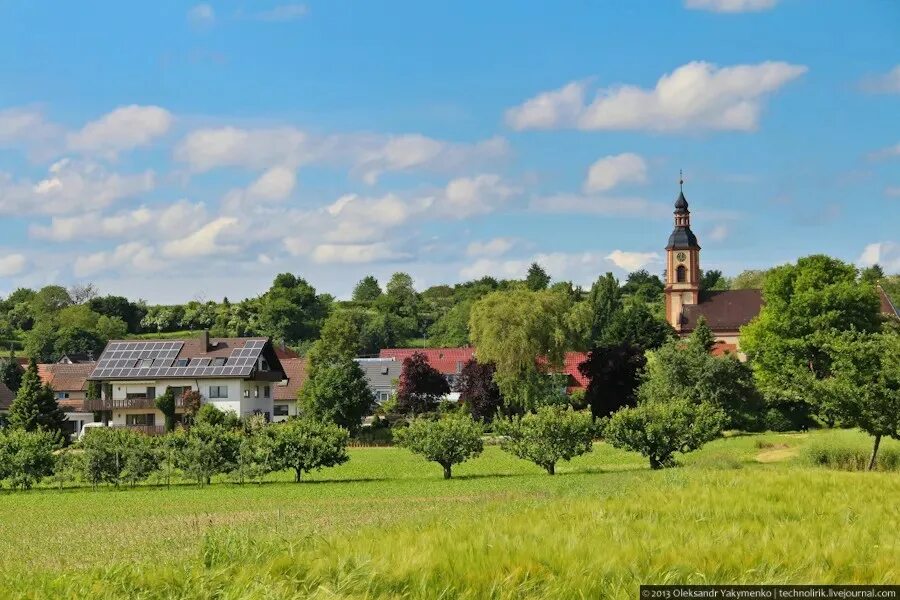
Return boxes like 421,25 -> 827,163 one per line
681,289 -> 763,333
666,226 -> 700,250
878,286 -> 899,319
674,191 -> 689,213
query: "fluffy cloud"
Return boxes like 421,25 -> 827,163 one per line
466,238 -> 515,258
173,125 -> 508,183
439,174 -> 518,218
584,153 -> 648,192
0,159 -> 155,216
29,201 -> 207,242
859,242 -> 900,272
0,254 -> 27,277
460,251 -> 618,285
188,4 -> 215,26
605,250 -> 661,271
684,0 -> 778,13
861,65 -> 900,94
162,217 -> 240,258
74,242 -> 163,277
707,224 -> 729,242
886,186 -> 900,198
530,194 -> 668,218
311,242 -> 411,264
869,142 -> 900,160
506,61 -> 806,132
0,107 -> 62,150
67,105 -> 173,156
246,166 -> 296,200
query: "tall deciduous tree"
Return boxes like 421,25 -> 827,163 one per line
457,359 -> 502,422
7,360 -> 67,439
352,276 -> 383,302
396,352 -> 450,415
741,255 -> 881,421
257,273 -> 328,345
301,358 -> 372,433
579,343 -> 647,419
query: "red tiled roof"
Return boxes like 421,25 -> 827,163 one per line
682,289 -> 763,332
710,341 -> 740,357
38,363 -> 95,393
0,382 -> 14,410
379,348 -> 476,375
379,347 -> 590,390
274,358 -> 306,401
878,286 -> 899,318
275,346 -> 300,360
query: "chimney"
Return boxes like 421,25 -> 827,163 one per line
200,330 -> 210,351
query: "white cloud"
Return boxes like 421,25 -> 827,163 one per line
506,61 -> 806,132
505,82 -> 587,131
162,217 -> 240,258
684,0 -> 778,13
460,251 -> 618,285
885,186 -> 900,198
246,166 -> 297,200
530,194 -> 668,218
584,153 -> 648,192
252,4 -> 308,21
708,224 -> 729,242
0,107 -> 62,150
859,242 -> 900,272
0,159 -> 155,216
869,142 -> 900,160
0,254 -> 26,277
439,174 -> 518,218
466,238 -> 515,258
311,242 -> 410,264
188,4 -> 215,26
67,105 -> 173,156
174,126 -> 508,182
605,250 -> 661,271
861,65 -> 900,94
74,242 -> 164,277
29,201 -> 207,242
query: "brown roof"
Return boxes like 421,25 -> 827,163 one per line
878,286 -> 899,318
274,358 -> 306,401
0,382 -> 14,410
38,363 -> 95,393
681,289 -> 763,333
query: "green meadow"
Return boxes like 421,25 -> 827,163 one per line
1,429 -> 898,599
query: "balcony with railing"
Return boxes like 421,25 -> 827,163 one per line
84,394 -> 192,412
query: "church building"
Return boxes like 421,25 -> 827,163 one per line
663,183 -> 763,354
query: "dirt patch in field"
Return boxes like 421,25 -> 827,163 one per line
755,444 -> 799,463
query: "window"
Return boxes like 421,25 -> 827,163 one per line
254,386 -> 259,398
243,389 -> 250,398
174,358 -> 189,367
137,358 -> 153,368
212,357 -> 227,366
56,392 -> 70,400
274,404 -> 289,416
209,386 -> 228,399
126,413 -> 156,426
264,385 -> 270,398
676,265 -> 687,283
259,358 -> 269,371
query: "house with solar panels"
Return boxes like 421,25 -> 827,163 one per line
86,331 -> 286,432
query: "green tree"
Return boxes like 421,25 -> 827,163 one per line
599,302 -> 673,351
824,331 -> 900,470
0,349 -> 22,393
81,428 -> 156,488
495,406 -> 595,475
0,428 -> 56,490
155,389 -> 177,433
352,276 -> 383,302
231,416 -> 275,484
621,270 -> 665,304
700,269 -> 730,291
177,422 -> 240,486
731,269 -> 768,290
859,264 -> 885,285
270,418 -> 349,482
427,299 -> 474,347
257,273 -> 328,345
578,273 -> 623,348
741,255 -> 881,421
469,288 -> 574,409
396,352 -> 450,415
7,360 -> 67,438
394,414 -> 484,479
301,358 -> 373,433
525,263 -> 551,291
604,398 -> 725,469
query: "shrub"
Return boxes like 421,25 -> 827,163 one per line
270,418 -> 349,482
394,414 -> 484,479
0,428 -> 57,490
802,436 -> 900,472
495,406 -> 594,475
604,399 -> 725,469
154,389 -> 176,433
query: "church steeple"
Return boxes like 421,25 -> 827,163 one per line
664,174 -> 701,331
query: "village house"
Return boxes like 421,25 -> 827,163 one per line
272,357 -> 305,422
86,331 -> 286,432
37,362 -> 96,438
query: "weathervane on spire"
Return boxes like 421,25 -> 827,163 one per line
679,169 -> 684,192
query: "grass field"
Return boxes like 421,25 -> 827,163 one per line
1,429 -> 898,599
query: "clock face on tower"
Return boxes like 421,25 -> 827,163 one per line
676,252 -> 687,262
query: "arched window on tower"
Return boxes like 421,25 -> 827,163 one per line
676,265 -> 687,283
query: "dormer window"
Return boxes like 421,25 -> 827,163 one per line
137,358 -> 153,368
259,358 -> 269,371
175,359 -> 189,367
212,357 -> 227,366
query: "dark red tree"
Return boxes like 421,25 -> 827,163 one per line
457,358 -> 502,422
579,343 -> 647,419
396,352 -> 450,415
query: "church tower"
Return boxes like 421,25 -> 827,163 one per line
664,175 -> 701,331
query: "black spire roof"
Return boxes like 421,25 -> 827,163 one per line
674,191 -> 689,213
666,186 -> 700,250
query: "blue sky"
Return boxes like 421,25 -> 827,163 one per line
0,0 -> 898,303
